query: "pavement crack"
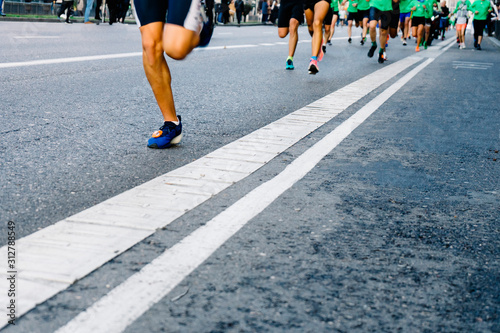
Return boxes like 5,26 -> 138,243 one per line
0,128 -> 22,135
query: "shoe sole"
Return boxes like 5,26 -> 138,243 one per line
170,133 -> 182,145
148,133 -> 182,149
308,65 -> 318,75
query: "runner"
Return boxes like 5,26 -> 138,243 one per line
305,0 -> 332,74
357,0 -> 371,44
410,0 -> 426,52
134,0 -> 213,149
423,0 -> 438,49
327,0 -> 341,44
343,0 -> 360,43
384,0 -> 401,60
322,5 -> 334,53
453,0 -> 471,49
367,0 -> 392,63
439,1 -> 450,40
470,0 -> 493,50
399,0 -> 412,44
278,0 -> 305,69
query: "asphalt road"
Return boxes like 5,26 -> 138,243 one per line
1,21 -> 499,332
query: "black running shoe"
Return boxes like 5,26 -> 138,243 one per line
367,43 -> 377,58
378,50 -> 385,64
322,45 -> 326,54
476,45 -> 481,50
348,37 -> 352,43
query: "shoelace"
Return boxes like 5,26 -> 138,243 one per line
160,121 -> 178,133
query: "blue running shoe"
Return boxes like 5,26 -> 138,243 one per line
285,58 -> 294,70
147,116 -> 182,149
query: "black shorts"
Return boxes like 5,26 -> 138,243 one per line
473,19 -> 486,36
304,0 -> 331,11
369,6 -> 391,30
358,9 -> 370,19
412,16 -> 425,26
278,0 -> 305,27
389,9 -> 399,29
347,11 -> 358,22
324,7 -> 333,25
425,17 -> 432,26
134,0 -> 200,30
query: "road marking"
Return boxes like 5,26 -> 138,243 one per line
13,35 -> 60,39
0,56 -> 421,325
0,52 -> 142,69
56,57 -> 436,333
452,60 -> 493,70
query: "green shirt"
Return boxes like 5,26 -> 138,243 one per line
357,0 -> 371,11
347,0 -> 358,13
454,0 -> 472,14
370,0 -> 392,12
410,0 -> 427,17
331,0 -> 341,11
400,0 -> 412,13
424,0 -> 437,18
470,0 -> 491,20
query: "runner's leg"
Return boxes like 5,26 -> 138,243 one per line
140,22 -> 177,122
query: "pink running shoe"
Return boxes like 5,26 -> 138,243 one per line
308,59 -> 319,74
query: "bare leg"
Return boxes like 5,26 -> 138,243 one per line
379,28 -> 388,49
369,19 -> 377,43
311,1 -> 330,56
362,17 -> 369,38
289,19 -> 299,56
330,15 -> 338,39
404,16 -> 410,39
278,18 -> 300,57
140,23 -> 177,122
140,22 -> 200,122
417,25 -> 424,46
324,24 -> 330,45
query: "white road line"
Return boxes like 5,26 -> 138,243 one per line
0,56 -> 421,326
13,36 -> 60,39
56,57 -> 436,333
452,60 -> 493,70
0,52 -> 142,69
0,41 -> 287,68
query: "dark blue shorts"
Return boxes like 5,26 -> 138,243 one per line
134,0 -> 201,31
369,6 -> 391,30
